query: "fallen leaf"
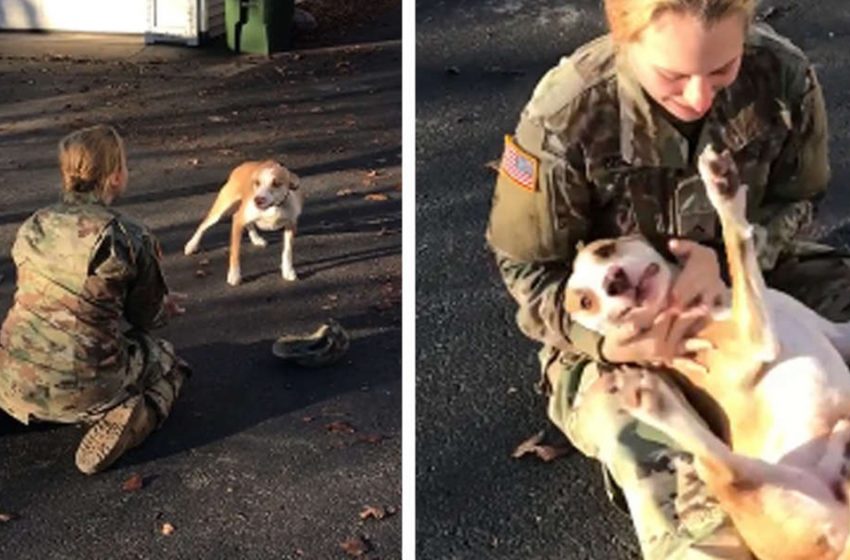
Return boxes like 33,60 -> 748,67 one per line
199,258 -> 210,266
326,421 -> 355,434
302,415 -> 315,423
161,522 -> 175,535
359,505 -> 397,520
188,158 -> 200,166
357,433 -> 385,444
336,188 -> 354,197
484,159 -> 500,172
122,473 -> 144,492
340,536 -> 372,557
0,513 -> 14,523
194,269 -> 208,278
511,430 -> 571,462
208,115 -> 228,123
365,169 -> 380,178
364,193 -> 389,202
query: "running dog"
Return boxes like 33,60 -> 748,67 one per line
184,160 -> 303,286
564,145 -> 850,560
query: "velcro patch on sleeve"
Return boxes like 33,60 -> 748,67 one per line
499,135 -> 539,192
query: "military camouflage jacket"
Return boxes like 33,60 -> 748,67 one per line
0,191 -> 169,423
487,25 -> 829,363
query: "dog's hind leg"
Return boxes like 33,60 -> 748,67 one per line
281,227 -> 297,281
614,367 -> 850,560
246,223 -> 268,247
184,183 -> 241,255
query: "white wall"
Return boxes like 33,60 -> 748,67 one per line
0,0 -> 147,33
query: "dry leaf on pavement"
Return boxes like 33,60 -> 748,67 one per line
122,473 -> 144,492
359,505 -> 397,520
511,430 -> 571,462
326,420 -> 356,434
0,513 -> 14,523
357,433 -> 384,444
340,536 -> 372,557
364,193 -> 388,202
484,159 -> 500,172
161,522 -> 175,536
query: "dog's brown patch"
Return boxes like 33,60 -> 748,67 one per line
565,288 -> 598,315
592,240 -> 617,260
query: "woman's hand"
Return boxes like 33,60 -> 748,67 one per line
162,292 -> 188,318
601,305 -> 712,373
668,239 -> 726,311
600,239 -> 724,374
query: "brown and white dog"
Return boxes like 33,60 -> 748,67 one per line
565,146 -> 850,560
184,160 -> 303,286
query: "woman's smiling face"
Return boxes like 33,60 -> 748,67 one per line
627,9 -> 746,122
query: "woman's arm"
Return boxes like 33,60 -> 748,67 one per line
754,65 -> 830,269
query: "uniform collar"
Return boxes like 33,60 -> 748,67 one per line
61,190 -> 106,205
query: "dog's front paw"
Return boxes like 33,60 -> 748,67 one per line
184,239 -> 199,255
281,267 -> 298,281
227,267 -> 242,286
698,145 -> 748,229
248,231 -> 268,248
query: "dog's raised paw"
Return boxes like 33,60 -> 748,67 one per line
184,240 -> 199,255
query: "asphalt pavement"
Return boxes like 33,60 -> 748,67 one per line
416,1 -> 850,559
0,14 -> 401,560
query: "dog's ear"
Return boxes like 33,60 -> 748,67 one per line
289,172 -> 301,190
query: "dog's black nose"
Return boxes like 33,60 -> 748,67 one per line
604,266 -> 631,297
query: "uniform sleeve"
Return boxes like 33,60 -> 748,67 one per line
124,231 -> 169,330
755,65 -> 830,269
487,112 -> 602,358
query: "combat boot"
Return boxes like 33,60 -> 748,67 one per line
74,395 -> 157,475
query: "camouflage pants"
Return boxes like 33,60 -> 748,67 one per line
0,330 -> 189,427
545,253 -> 850,560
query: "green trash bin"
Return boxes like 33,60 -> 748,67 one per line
225,0 -> 295,55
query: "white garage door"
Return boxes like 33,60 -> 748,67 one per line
0,0 -> 148,33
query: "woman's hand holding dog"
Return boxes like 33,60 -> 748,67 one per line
600,240 -> 725,375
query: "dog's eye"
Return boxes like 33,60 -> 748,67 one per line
272,180 -> 280,188
580,295 -> 593,310
253,180 -> 260,187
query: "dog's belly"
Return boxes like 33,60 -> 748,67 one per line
743,294 -> 850,465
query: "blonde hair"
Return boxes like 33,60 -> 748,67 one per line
58,125 -> 125,196
604,0 -> 756,44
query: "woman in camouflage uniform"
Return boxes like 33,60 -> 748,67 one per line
488,1 -> 842,558
0,125 -> 190,475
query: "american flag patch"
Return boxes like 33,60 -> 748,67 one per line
499,135 -> 538,191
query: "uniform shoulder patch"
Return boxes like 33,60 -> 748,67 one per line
499,135 -> 539,192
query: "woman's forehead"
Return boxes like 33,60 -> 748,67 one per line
634,10 -> 745,74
